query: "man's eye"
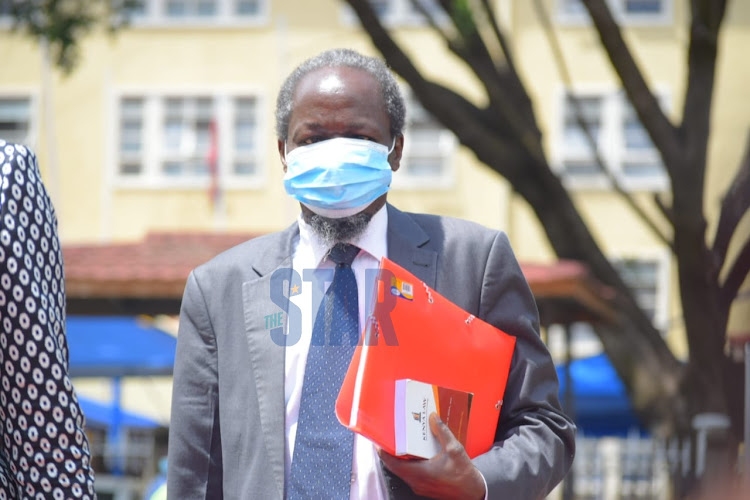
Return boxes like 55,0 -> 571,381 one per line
300,137 -> 322,145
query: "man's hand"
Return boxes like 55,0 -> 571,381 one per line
378,413 -> 486,499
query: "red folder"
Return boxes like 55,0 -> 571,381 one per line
335,257 -> 516,458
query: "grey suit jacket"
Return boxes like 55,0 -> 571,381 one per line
167,204 -> 575,500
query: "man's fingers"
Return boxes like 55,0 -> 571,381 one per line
378,448 -> 426,475
377,448 -> 398,469
429,412 -> 454,449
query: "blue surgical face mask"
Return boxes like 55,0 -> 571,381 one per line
283,137 -> 395,218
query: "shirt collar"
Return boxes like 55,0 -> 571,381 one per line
297,205 -> 388,267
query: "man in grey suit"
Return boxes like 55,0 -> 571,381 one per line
167,49 -> 575,499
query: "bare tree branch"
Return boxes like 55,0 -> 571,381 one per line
532,0 -> 673,250
407,0 -> 458,50
582,2 -> 731,410
478,0 -> 519,76
471,0 -> 545,156
350,0 -> 544,170
678,0 -> 729,204
654,193 -> 675,227
426,0 -> 546,163
720,235 -> 750,312
346,0 -> 743,465
345,1 -> 683,433
345,0 -> 532,180
714,133 -> 750,269
581,0 -> 681,175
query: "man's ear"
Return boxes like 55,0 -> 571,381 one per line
278,139 -> 288,172
388,135 -> 404,172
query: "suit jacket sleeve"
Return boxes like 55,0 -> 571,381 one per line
472,232 -> 576,499
167,271 -> 224,499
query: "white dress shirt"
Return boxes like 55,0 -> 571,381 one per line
284,206 -> 389,500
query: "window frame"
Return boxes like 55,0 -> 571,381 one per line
391,92 -> 456,190
557,0 -> 673,27
340,0 -> 449,28
126,0 -> 270,28
0,1 -> 11,29
111,88 -> 267,190
0,91 -> 38,149
546,250 -> 671,360
552,85 -> 670,192
611,251 -> 671,332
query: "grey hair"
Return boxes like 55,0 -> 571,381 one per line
275,48 -> 406,141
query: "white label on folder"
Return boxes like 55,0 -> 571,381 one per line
395,379 -> 473,459
394,379 -> 440,458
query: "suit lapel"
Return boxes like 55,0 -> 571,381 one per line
386,204 -> 437,289
241,223 -> 298,500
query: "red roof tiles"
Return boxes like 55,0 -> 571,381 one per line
63,232 -> 616,324
63,232 -> 258,298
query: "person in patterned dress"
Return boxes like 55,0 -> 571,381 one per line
0,141 -> 96,499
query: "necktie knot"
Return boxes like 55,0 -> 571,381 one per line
328,243 -> 360,267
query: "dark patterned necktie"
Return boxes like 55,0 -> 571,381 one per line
288,243 -> 361,500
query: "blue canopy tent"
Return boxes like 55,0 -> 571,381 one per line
556,353 -> 646,437
66,316 -> 177,377
66,316 -> 175,474
77,395 -> 160,429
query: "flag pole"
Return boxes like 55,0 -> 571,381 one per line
207,118 -> 226,230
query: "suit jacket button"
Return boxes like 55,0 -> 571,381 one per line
350,472 -> 357,484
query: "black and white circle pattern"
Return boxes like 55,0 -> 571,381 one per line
0,140 -> 96,499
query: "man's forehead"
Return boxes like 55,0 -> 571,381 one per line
287,66 -> 391,136
317,73 -> 346,93
294,66 -> 380,99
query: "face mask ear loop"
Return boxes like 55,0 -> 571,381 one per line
284,141 -> 289,157
387,137 -> 397,155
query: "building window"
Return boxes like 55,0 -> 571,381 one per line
0,98 -> 32,147
624,0 -> 663,14
162,96 -> 213,177
561,95 -> 603,178
556,90 -> 667,191
119,98 -> 145,176
0,0 -> 10,18
547,254 -> 669,359
232,97 -> 258,176
393,94 -> 455,189
234,0 -> 260,15
342,0 -> 447,27
559,0 -> 587,16
128,0 -> 267,25
115,93 -> 263,187
613,258 -> 667,328
558,0 -> 671,25
165,0 -> 218,17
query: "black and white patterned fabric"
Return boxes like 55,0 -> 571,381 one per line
0,140 -> 96,499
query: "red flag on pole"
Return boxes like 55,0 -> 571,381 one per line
207,118 -> 220,208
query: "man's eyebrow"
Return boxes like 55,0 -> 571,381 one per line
297,122 -> 325,131
297,121 -> 378,132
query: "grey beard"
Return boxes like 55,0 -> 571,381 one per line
304,211 -> 373,246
